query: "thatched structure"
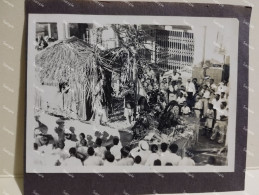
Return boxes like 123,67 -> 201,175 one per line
36,36 -> 96,86
36,37 -> 99,120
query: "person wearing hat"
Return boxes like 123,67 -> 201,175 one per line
130,140 -> 151,165
55,119 -> 65,144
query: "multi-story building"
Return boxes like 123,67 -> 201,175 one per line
143,26 -> 195,77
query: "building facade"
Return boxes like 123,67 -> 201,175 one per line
144,27 -> 195,76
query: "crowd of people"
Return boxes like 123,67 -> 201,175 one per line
125,67 -> 230,144
34,117 -> 211,166
33,65 -> 229,167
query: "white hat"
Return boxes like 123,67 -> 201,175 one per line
139,140 -> 149,151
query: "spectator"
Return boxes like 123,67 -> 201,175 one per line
84,147 -> 103,166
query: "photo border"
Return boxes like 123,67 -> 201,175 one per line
24,1 -> 251,194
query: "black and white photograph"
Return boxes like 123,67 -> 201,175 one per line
26,14 -> 238,173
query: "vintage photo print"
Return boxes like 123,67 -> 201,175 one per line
26,14 -> 239,173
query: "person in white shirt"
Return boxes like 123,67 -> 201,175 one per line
168,81 -> 177,102
200,85 -> 211,115
110,137 -> 122,160
160,143 -> 181,166
117,146 -> 134,166
217,80 -> 228,93
176,92 -> 186,106
186,79 -> 196,108
194,96 -> 203,118
220,92 -> 227,103
145,144 -> 160,166
62,156 -> 83,167
210,93 -> 221,113
209,79 -> 217,92
178,157 -> 195,166
84,147 -> 103,166
178,149 -> 195,166
210,102 -> 228,144
171,70 -> 181,81
181,101 -> 191,116
103,152 -> 117,166
94,138 -> 107,159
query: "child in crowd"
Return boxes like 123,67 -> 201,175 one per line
181,101 -> 191,116
76,133 -> 86,148
203,103 -> 215,136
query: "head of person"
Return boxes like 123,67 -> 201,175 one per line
87,147 -> 95,156
95,131 -> 102,138
208,156 -> 216,165
87,135 -> 93,141
192,78 -> 197,84
223,80 -> 228,86
69,147 -> 77,157
208,103 -> 213,110
203,84 -> 208,90
134,155 -> 142,164
215,94 -> 220,100
105,152 -> 115,163
81,139 -> 87,147
173,70 -> 177,75
151,144 -> 158,153
161,142 -> 168,152
169,144 -> 178,154
221,92 -> 225,98
121,146 -> 131,158
56,119 -> 65,128
95,137 -> 102,147
69,126 -> 75,134
102,131 -> 109,138
171,80 -> 176,86
220,102 -> 227,109
179,92 -> 183,98
79,133 -> 85,140
162,78 -> 167,83
154,159 -> 162,166
113,136 -> 119,146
